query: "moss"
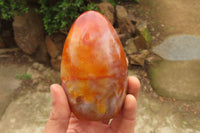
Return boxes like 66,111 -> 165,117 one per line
141,27 -> 152,43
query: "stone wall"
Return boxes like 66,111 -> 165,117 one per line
0,1 -> 152,70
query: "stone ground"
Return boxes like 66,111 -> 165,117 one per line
0,64 -> 29,117
1,0 -> 200,133
148,35 -> 200,101
0,63 -> 200,133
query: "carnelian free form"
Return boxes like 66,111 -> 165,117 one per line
61,11 -> 127,121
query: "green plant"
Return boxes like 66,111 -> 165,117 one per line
123,0 -> 140,3
37,0 -> 98,35
15,73 -> 32,80
106,0 -> 140,6
134,0 -> 140,3
0,0 -> 28,20
106,0 -> 120,6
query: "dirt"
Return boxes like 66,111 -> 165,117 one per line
0,48 -> 33,65
0,49 -> 60,101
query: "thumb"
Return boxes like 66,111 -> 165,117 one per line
44,84 -> 71,133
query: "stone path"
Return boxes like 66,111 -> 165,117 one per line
0,64 -> 29,118
142,0 -> 200,42
153,35 -> 200,61
0,92 -> 51,133
147,35 -> 200,101
0,67 -> 199,133
135,92 -> 200,133
0,62 -> 58,133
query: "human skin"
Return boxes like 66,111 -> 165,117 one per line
44,76 -> 140,133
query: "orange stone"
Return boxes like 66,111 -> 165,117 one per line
61,11 -> 127,121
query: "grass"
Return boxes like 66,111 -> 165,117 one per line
15,73 -> 32,80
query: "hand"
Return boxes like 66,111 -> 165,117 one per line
44,76 -> 140,133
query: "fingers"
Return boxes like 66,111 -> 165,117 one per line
127,76 -> 140,100
110,94 -> 137,133
44,84 -> 71,133
122,94 -> 137,121
118,94 -> 137,132
110,76 -> 140,132
126,57 -> 129,66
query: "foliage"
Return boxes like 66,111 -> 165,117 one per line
0,0 -> 28,20
106,0 -> 140,6
134,0 -> 140,3
106,0 -> 120,6
125,0 -> 140,3
15,73 -> 32,80
0,0 -> 139,35
37,0 -> 98,35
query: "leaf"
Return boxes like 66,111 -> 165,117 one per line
183,121 -> 187,125
135,0 -> 140,3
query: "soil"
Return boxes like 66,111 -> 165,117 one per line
0,49 -> 59,100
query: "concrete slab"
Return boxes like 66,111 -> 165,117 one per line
0,92 -> 51,133
0,64 -> 29,118
148,35 -> 200,101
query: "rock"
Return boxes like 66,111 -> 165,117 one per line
0,92 -> 51,133
97,2 -> 115,25
27,63 -> 52,91
134,35 -> 148,50
128,14 -> 137,25
153,35 -> 200,60
27,62 -> 49,80
116,5 -> 135,34
13,7 -> 44,54
129,50 -> 149,67
147,35 -> 200,101
135,21 -> 151,49
136,21 -> 151,43
0,48 -> 20,55
27,67 -> 41,80
0,55 -> 12,58
118,33 -> 131,46
42,68 -> 54,76
51,33 -> 65,55
27,62 -> 60,91
145,54 -> 162,65
124,38 -> 137,54
51,56 -> 61,71
32,62 -> 45,71
45,35 -> 58,58
34,41 -> 49,63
